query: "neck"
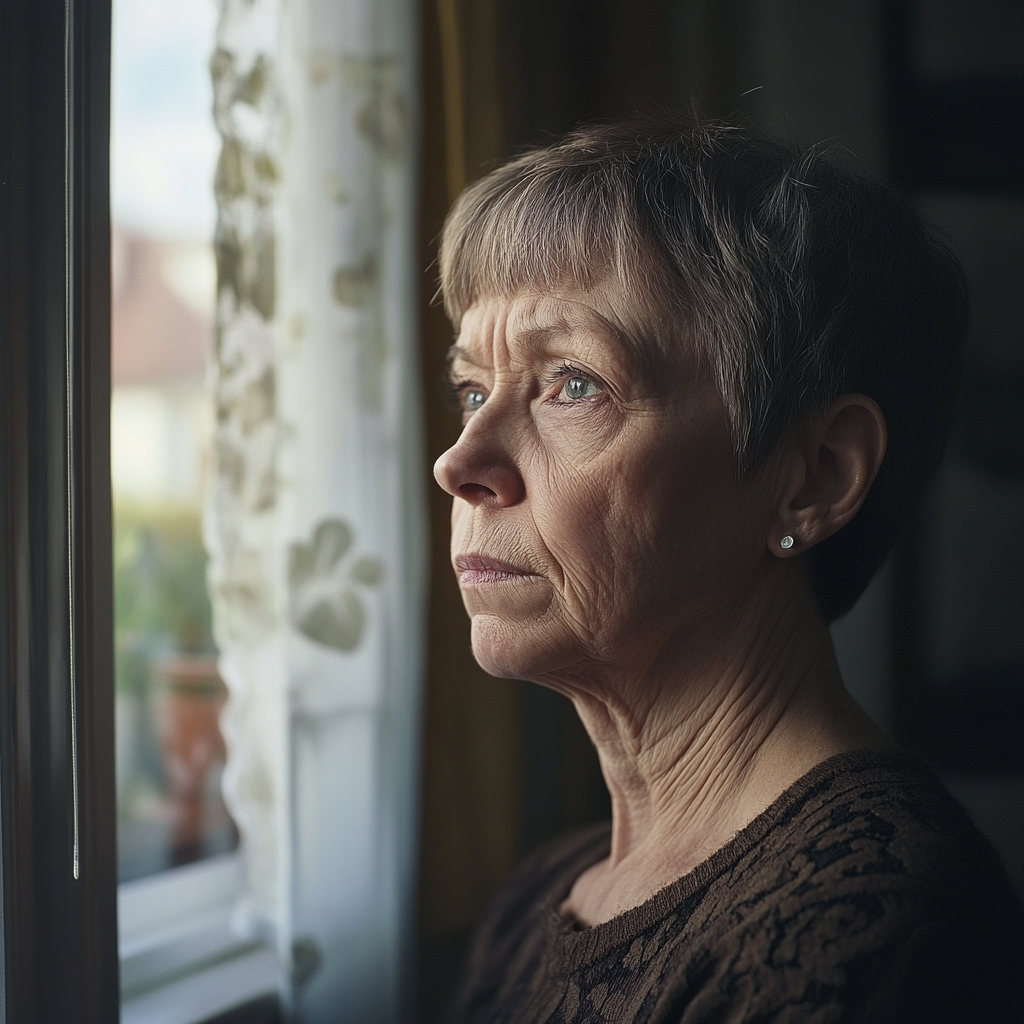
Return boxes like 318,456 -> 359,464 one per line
550,574 -> 891,921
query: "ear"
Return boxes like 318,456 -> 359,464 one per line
769,395 -> 887,557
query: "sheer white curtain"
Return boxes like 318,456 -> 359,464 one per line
207,0 -> 425,1018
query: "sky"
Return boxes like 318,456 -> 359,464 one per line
111,0 -> 220,240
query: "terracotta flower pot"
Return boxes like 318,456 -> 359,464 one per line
153,654 -> 229,858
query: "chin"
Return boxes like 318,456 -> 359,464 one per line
469,613 -> 571,680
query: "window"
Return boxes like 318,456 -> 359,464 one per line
114,0 -> 427,1018
110,5 -> 266,1015
111,0 -> 237,889
1,0 -> 425,1020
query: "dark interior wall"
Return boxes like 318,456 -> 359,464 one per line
416,2 -> 1024,1018
509,0 -> 671,141
883,0 -> 1024,902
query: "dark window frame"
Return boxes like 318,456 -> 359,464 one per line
0,0 -> 119,1018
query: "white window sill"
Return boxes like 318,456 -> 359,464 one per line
120,945 -> 282,1024
120,853 -> 283,1022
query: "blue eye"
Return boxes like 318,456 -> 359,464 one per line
463,388 -> 486,412
561,375 -> 600,401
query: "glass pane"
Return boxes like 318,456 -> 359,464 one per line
111,0 -> 237,883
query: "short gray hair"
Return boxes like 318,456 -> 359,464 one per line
438,117 -> 969,620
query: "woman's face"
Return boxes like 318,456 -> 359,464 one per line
434,285 -> 775,684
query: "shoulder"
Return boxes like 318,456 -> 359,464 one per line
670,752 -> 1024,1023
753,751 -> 1016,910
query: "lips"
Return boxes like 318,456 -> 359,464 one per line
455,553 -> 540,586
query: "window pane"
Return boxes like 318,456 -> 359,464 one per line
111,0 -> 237,883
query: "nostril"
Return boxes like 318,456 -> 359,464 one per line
433,442 -> 525,506
458,483 -> 497,503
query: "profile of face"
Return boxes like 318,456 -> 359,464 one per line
433,284 -> 782,687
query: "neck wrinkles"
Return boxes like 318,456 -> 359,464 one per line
551,572 -> 846,870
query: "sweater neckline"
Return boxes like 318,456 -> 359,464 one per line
541,748 -> 922,969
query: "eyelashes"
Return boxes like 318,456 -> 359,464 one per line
544,362 -> 585,387
443,362 -> 605,416
543,363 -> 602,397
443,376 -> 487,416
441,375 -> 470,414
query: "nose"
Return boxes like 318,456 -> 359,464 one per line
433,412 -> 526,508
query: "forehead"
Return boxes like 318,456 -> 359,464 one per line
449,288 -> 676,381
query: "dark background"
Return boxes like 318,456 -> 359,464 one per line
415,1 -> 1024,1019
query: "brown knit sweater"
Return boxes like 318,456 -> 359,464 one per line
449,752 -> 1024,1024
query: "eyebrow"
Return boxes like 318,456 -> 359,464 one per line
446,318 -> 611,368
446,343 -> 474,370
514,308 -> 656,371
446,308 -> 674,388
518,323 -> 582,352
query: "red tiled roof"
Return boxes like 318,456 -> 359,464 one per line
112,229 -> 211,387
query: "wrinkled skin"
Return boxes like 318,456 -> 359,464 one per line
434,284 -> 894,926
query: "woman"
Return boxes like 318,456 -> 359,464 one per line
433,119 -> 1024,1023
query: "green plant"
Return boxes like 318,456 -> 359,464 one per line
113,501 -> 215,694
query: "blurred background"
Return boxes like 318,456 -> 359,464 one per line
110,0 -> 235,885
107,0 -> 1021,1019
415,0 -> 1023,1018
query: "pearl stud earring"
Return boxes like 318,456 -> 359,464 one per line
780,535 -> 794,550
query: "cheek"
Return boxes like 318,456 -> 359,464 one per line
528,449 -> 670,640
530,454 -> 617,575
540,427 -> 759,635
